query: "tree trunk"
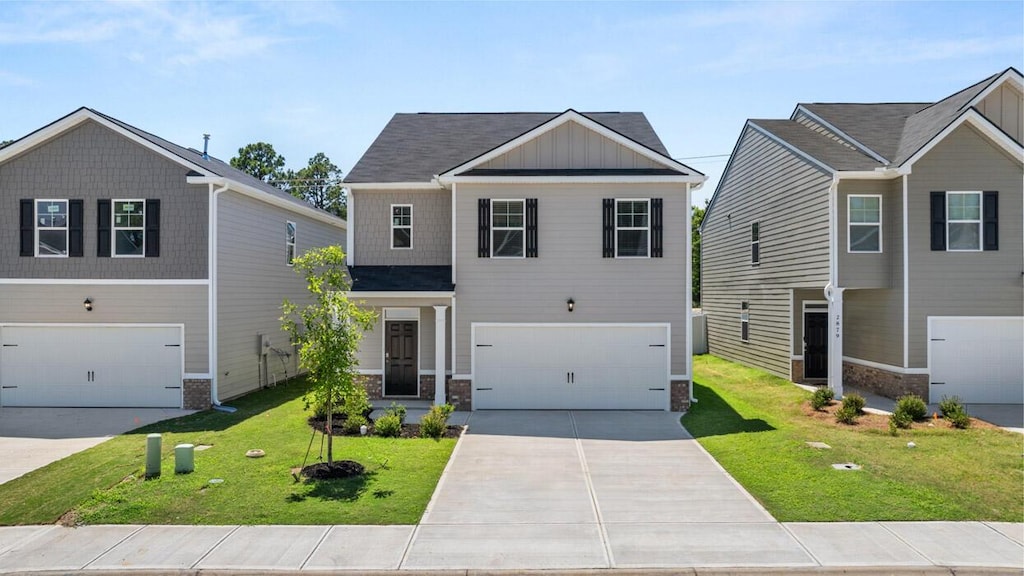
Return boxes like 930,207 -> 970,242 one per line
326,401 -> 334,465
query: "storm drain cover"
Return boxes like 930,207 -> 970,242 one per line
195,445 -> 212,451
832,462 -> 862,471
806,442 -> 832,449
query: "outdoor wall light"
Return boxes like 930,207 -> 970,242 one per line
83,298 -> 93,312
567,298 -> 575,312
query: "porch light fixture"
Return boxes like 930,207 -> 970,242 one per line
83,298 -> 93,312
567,298 -> 575,312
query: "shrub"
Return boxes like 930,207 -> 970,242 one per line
834,405 -> 860,425
342,386 -> 372,420
946,408 -> 972,429
386,402 -> 407,424
420,403 -> 455,440
894,394 -> 928,422
810,388 -> 834,411
938,396 -> 966,419
889,411 -> 913,430
374,413 -> 402,437
342,414 -> 368,435
841,393 -> 866,414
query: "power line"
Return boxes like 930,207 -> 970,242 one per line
673,153 -> 731,160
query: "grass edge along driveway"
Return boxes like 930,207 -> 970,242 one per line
0,379 -> 456,526
683,355 -> 1023,522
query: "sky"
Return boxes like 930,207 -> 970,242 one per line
1,1 -> 1021,207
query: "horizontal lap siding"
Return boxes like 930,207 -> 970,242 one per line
0,284 -> 208,372
352,190 -> 451,265
455,182 -> 688,375
702,126 -> 831,378
216,191 -> 344,400
906,125 -> 1024,367
352,302 -> 453,372
837,180 -> 896,288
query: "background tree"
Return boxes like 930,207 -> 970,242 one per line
692,201 -> 707,307
230,142 -> 288,186
290,152 -> 347,219
0,139 -> 12,149
281,246 -> 376,467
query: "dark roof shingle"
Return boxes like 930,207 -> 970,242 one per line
348,266 -> 454,292
750,120 -> 882,171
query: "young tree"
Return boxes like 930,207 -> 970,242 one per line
230,142 -> 288,186
291,152 -> 347,219
691,201 -> 707,307
281,246 -> 376,466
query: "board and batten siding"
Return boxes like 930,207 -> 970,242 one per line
0,284 -> 208,373
905,124 -> 1024,368
216,190 -> 345,400
977,82 -> 1023,144
351,190 -> 451,266
479,120 -> 663,171
352,300 -> 453,372
701,126 -> 831,378
0,120 -> 208,279
453,182 -> 689,376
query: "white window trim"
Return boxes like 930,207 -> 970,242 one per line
615,198 -> 651,259
847,194 -> 882,253
751,221 -> 760,265
111,198 -> 146,258
34,198 -> 69,258
740,301 -> 750,343
945,191 -> 982,252
390,204 -> 413,250
286,220 -> 296,266
490,198 -> 526,259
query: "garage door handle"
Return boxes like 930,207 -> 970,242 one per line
1,385 -> 16,389
649,388 -> 665,391
164,344 -> 181,347
476,387 -> 493,391
165,386 -> 181,389
649,344 -> 665,347
2,344 -> 17,347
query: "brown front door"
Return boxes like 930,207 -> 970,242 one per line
385,321 -> 417,396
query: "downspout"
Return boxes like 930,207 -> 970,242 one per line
208,180 -> 234,412
685,182 -> 696,404
824,174 -> 844,398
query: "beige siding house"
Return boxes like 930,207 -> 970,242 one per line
344,110 -> 705,410
0,108 -> 345,409
702,68 -> 1024,405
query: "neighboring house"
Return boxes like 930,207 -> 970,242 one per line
344,110 -> 705,410
0,108 -> 345,409
701,68 -> 1023,404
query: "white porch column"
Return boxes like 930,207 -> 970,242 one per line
824,283 -> 845,398
433,305 -> 448,406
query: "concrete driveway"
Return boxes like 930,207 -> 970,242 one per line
405,410 -> 815,570
0,407 -> 194,485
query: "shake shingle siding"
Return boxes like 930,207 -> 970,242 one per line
702,127 -> 831,378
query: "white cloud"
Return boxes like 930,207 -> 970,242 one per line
0,70 -> 33,86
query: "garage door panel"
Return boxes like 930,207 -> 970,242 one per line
929,317 -> 1024,404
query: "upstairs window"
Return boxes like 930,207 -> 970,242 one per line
946,192 -> 981,251
750,221 -> 760,265
112,199 -> 145,257
848,195 -> 881,252
391,204 -> 412,249
35,200 -> 69,257
491,199 -> 525,258
286,221 -> 296,265
615,199 -> 650,258
740,301 -> 750,342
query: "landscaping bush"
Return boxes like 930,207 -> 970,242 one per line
386,402 -> 407,424
834,405 -> 860,424
894,394 -> 928,422
342,386 -> 372,420
946,408 -> 972,429
342,414 -> 368,435
841,393 -> 866,414
938,396 -> 966,419
420,403 -> 455,439
810,387 -> 834,411
889,411 -> 913,430
374,413 -> 402,437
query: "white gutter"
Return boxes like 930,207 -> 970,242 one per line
206,179 -> 230,408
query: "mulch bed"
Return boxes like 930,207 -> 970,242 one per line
802,401 -> 998,431
300,460 -> 365,479
307,414 -> 463,438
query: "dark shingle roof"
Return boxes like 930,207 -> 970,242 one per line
750,120 -> 882,171
344,112 -> 672,183
799,103 -> 929,162
348,266 -> 454,292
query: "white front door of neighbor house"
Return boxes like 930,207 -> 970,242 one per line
0,325 -> 183,408
928,317 -> 1024,404
472,324 -> 670,410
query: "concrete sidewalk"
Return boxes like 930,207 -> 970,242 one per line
0,521 -> 1020,573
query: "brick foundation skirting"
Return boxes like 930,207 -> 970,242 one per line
670,379 -> 690,412
843,361 -> 928,400
356,374 -> 383,400
447,379 -> 472,411
418,375 -> 437,402
791,359 -> 804,383
182,379 -> 211,410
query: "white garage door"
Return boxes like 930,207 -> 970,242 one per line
0,325 -> 183,408
473,324 -> 670,410
929,317 -> 1024,404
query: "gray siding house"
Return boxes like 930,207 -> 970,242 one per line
344,110 -> 705,410
702,68 -> 1023,405
0,108 -> 345,409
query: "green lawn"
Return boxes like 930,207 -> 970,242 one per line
684,355 -> 1024,522
0,379 -> 456,526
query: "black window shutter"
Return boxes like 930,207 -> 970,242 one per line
97,199 -> 111,257
526,198 -> 538,258
145,199 -> 161,257
651,198 -> 663,258
69,199 -> 84,257
19,199 -> 33,257
929,192 -> 945,251
983,191 -> 998,251
602,198 -> 614,257
478,198 -> 490,257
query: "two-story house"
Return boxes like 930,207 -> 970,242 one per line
344,110 -> 705,410
0,108 -> 345,410
701,68 -> 1023,405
